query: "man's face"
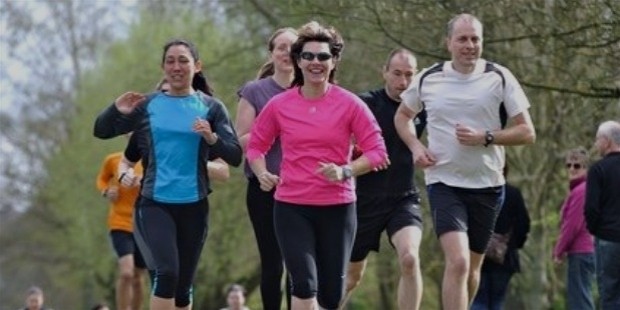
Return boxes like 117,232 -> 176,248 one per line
383,53 -> 417,101
447,19 -> 483,70
594,133 -> 609,156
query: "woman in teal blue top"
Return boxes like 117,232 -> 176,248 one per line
94,39 -> 242,309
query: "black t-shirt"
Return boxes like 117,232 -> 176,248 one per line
355,88 -> 426,196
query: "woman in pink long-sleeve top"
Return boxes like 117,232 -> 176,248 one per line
246,21 -> 388,310
553,147 -> 595,310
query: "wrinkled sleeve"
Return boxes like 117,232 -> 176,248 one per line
93,104 -> 144,139
400,72 -> 424,113
247,100 -> 279,163
349,97 -> 387,168
585,167 -> 602,235
208,98 -> 243,167
554,192 -> 584,258
96,156 -> 114,192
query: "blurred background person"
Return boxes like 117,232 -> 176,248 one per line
585,120 -> 620,310
235,27 -> 297,310
21,286 -> 51,310
95,135 -> 147,310
472,165 -> 531,310
553,147 -> 595,310
220,284 -> 251,310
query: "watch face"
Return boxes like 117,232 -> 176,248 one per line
343,167 -> 352,179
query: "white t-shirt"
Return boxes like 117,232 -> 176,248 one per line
400,59 -> 530,188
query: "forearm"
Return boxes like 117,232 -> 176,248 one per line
394,107 -> 421,153
492,123 -> 536,145
93,104 -> 135,139
350,155 -> 373,177
207,159 -> 230,182
249,157 -> 268,176
238,133 -> 250,153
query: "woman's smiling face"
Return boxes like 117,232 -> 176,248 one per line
297,41 -> 334,86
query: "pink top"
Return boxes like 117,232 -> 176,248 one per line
553,176 -> 595,258
247,85 -> 387,206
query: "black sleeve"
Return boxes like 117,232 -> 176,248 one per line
511,188 -> 531,249
123,132 -> 141,163
584,166 -> 602,235
93,103 -> 143,139
207,98 -> 242,167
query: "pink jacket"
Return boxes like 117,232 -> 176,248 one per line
553,175 -> 595,258
247,85 -> 387,206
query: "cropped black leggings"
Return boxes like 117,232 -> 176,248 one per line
134,197 -> 208,307
274,200 -> 356,310
247,177 -> 290,310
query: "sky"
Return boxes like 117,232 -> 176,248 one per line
0,0 -> 138,212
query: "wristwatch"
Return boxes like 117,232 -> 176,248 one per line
484,130 -> 495,147
341,165 -> 353,181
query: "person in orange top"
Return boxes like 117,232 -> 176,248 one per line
96,144 -> 147,310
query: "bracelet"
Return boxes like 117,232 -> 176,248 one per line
118,172 -> 127,183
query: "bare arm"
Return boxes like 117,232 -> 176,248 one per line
493,111 -> 536,145
234,98 -> 257,152
394,104 -> 436,168
207,158 -> 230,183
455,111 -> 536,146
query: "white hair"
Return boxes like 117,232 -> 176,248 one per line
597,120 -> 620,145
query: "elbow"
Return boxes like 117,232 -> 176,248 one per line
229,147 -> 243,167
524,128 -> 536,144
93,124 -> 109,139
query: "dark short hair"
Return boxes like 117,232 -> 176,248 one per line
290,21 -> 344,87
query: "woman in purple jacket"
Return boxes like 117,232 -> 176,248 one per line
553,147 -> 595,310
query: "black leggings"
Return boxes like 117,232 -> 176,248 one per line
274,201 -> 356,310
133,197 -> 208,307
247,177 -> 291,310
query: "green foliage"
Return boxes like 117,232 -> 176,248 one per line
1,0 -> 619,308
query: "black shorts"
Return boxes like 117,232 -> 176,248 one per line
427,183 -> 504,254
350,191 -> 423,262
110,230 -> 146,269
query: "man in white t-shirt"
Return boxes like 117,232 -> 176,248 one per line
394,13 -> 536,310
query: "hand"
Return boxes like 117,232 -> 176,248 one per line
553,255 -> 564,264
317,162 -> 345,182
412,143 -> 436,168
257,171 -> 280,192
105,186 -> 119,202
192,117 -> 218,145
373,155 -> 391,171
114,92 -> 146,115
119,169 -> 141,188
455,123 -> 484,146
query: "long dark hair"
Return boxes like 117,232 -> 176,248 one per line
162,39 -> 214,96
290,21 -> 344,87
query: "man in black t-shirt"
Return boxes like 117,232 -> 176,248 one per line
340,49 -> 426,310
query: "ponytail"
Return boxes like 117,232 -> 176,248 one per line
192,71 -> 213,96
256,60 -> 275,79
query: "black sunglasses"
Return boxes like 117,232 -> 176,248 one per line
299,51 -> 333,61
565,163 -> 583,169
